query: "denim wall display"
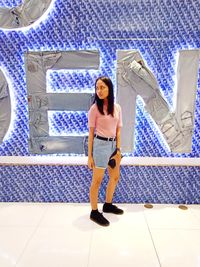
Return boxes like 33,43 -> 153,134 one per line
25,50 -> 99,154
117,50 -> 200,153
0,0 -> 200,203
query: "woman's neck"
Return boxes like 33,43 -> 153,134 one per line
103,98 -> 108,107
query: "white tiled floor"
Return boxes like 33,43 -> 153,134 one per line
0,203 -> 200,267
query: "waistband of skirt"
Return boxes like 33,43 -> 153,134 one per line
95,135 -> 116,141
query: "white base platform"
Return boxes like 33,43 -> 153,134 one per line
0,156 -> 200,166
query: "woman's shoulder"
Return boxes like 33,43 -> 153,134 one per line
114,103 -> 122,111
89,103 -> 98,112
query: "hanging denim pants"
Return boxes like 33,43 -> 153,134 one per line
117,49 -> 200,153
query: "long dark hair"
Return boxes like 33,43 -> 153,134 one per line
94,76 -> 114,116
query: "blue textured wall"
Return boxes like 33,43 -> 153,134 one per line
0,0 -> 200,203
0,165 -> 200,204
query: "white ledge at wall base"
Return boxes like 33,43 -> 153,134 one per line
0,156 -> 200,166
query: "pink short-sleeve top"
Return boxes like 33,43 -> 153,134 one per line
88,103 -> 122,138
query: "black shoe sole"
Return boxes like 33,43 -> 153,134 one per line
90,217 -> 110,226
103,210 -> 124,215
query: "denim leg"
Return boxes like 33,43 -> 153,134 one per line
0,8 -> 19,28
47,93 -> 94,111
0,70 -> 11,144
0,95 -> 11,143
0,0 -> 52,29
21,0 -> 52,26
117,61 -> 137,152
172,49 -> 200,152
27,50 -> 100,72
127,58 -> 182,152
29,110 -> 49,137
25,52 -> 62,95
29,136 -> 87,154
153,50 -> 200,153
28,93 -> 93,111
51,50 -> 100,70
125,57 -> 170,123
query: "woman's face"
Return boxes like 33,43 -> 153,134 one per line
96,79 -> 109,100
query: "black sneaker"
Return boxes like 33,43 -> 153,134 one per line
90,210 -> 110,226
103,203 -> 124,215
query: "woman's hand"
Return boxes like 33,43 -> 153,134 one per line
88,156 -> 95,169
114,148 -> 123,167
116,148 -> 121,155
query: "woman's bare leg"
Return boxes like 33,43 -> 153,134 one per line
105,165 -> 120,203
90,167 -> 105,210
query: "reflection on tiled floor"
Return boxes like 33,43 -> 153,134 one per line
0,203 -> 200,267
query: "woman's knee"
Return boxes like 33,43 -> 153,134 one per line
108,168 -> 120,183
109,175 -> 120,184
91,168 -> 105,186
114,176 -> 120,183
91,178 -> 102,189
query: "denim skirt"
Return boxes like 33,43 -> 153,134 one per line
93,137 -> 116,169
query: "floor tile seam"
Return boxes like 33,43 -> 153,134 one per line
86,229 -> 94,267
187,208 -> 200,219
14,206 -> 50,267
0,207 -> 51,228
143,211 -> 162,267
13,226 -> 38,267
0,225 -> 39,228
144,209 -> 200,221
36,224 -> 82,229
0,203 -> 52,207
190,210 -> 200,221
149,227 -> 200,231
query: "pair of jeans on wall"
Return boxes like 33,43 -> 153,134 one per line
0,70 -> 11,144
117,50 -> 200,153
25,50 -> 99,154
0,0 -> 52,29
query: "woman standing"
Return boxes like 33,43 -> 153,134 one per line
88,76 -> 123,227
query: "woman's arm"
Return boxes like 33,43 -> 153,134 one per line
88,127 -> 95,169
116,126 -> 121,151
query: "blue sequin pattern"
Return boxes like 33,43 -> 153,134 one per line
0,0 -> 200,203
